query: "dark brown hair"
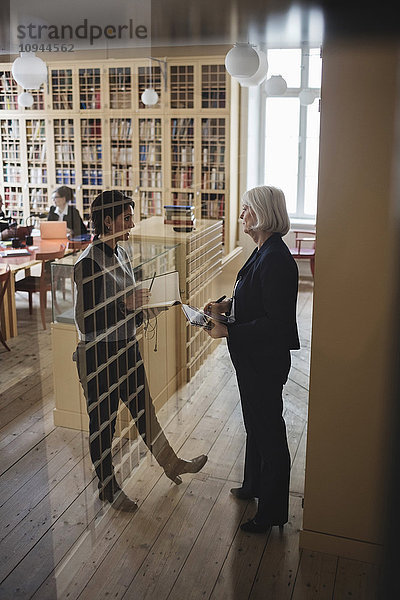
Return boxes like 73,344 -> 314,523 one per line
91,190 -> 135,236
53,186 -> 74,203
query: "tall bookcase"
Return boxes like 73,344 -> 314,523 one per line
0,57 -> 239,252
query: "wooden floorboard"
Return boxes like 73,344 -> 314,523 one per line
0,285 -> 381,599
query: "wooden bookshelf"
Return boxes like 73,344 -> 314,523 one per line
0,71 -> 19,111
109,67 -> 132,110
51,69 -> 73,110
0,56 -> 238,251
53,118 -> 76,189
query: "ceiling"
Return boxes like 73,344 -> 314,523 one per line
150,0 -> 400,48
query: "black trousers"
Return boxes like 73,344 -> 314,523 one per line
230,349 -> 291,524
76,339 -> 173,494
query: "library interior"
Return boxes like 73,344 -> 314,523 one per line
0,1 -> 399,598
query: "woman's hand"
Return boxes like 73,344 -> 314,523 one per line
206,320 -> 228,339
204,299 -> 231,318
125,288 -> 151,311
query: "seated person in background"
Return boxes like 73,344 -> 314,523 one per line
48,186 -> 88,237
0,197 -> 30,241
0,225 -> 31,242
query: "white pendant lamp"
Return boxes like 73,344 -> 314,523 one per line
299,89 -> 317,105
265,75 -> 288,96
236,48 -> 268,87
225,43 -> 259,79
141,60 -> 159,106
141,87 -> 159,106
12,52 -> 47,90
18,91 -> 34,108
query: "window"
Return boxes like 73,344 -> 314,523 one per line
261,47 -> 322,220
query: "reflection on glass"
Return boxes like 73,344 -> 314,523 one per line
267,49 -> 301,88
308,48 -> 322,88
304,100 -> 321,215
264,98 -> 300,214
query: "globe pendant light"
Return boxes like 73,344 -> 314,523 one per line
265,75 -> 287,96
141,60 -> 159,106
299,89 -> 316,105
12,52 -> 47,90
18,91 -> 34,108
236,48 -> 268,87
225,43 -> 259,79
141,87 -> 159,106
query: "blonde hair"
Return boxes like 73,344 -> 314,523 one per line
242,185 -> 290,236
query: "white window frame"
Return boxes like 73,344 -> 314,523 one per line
258,46 -> 321,224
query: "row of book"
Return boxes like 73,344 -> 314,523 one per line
79,92 -> 101,110
26,120 -> 45,140
1,147 -> 20,161
53,94 -> 73,110
202,168 -> 225,190
82,169 -> 103,185
54,120 -> 74,137
171,167 -> 194,189
30,189 -> 48,212
28,142 -> 46,162
139,143 -> 161,164
201,194 -> 225,219
1,120 -> 20,138
112,166 -> 133,187
139,119 -> 162,140
82,144 -> 102,163
141,192 -> 162,218
3,189 -> 24,208
171,145 -> 194,165
111,146 -> 133,165
201,120 -> 226,138
55,142 -> 75,163
110,118 -> 132,139
164,204 -> 196,229
3,165 -> 22,183
202,145 -> 225,165
109,95 -> 132,110
171,118 -> 194,138
56,168 -> 76,185
140,167 -> 162,188
29,167 -> 47,184
81,119 -> 102,138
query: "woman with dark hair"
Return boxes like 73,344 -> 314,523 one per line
74,190 -> 207,510
205,186 -> 300,533
48,186 -> 88,237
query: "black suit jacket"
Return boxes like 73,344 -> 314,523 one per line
48,205 -> 87,236
227,233 -> 300,360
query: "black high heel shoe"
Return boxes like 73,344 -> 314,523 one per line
164,454 -> 208,485
240,518 -> 285,534
98,479 -> 138,512
230,487 -> 256,500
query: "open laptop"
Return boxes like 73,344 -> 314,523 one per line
40,221 -> 67,239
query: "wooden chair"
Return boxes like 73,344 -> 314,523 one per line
289,229 -> 316,278
15,245 -> 66,330
0,266 -> 11,351
67,239 -> 90,252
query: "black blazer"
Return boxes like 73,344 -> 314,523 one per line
48,205 -> 87,236
227,233 -> 300,359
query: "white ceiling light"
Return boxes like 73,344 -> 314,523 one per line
265,75 -> 288,95
12,52 -> 47,90
18,91 -> 34,108
299,89 -> 317,105
141,87 -> 159,106
225,43 -> 259,79
236,48 -> 268,87
141,58 -> 160,106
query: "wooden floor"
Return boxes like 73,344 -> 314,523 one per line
0,284 -> 380,599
